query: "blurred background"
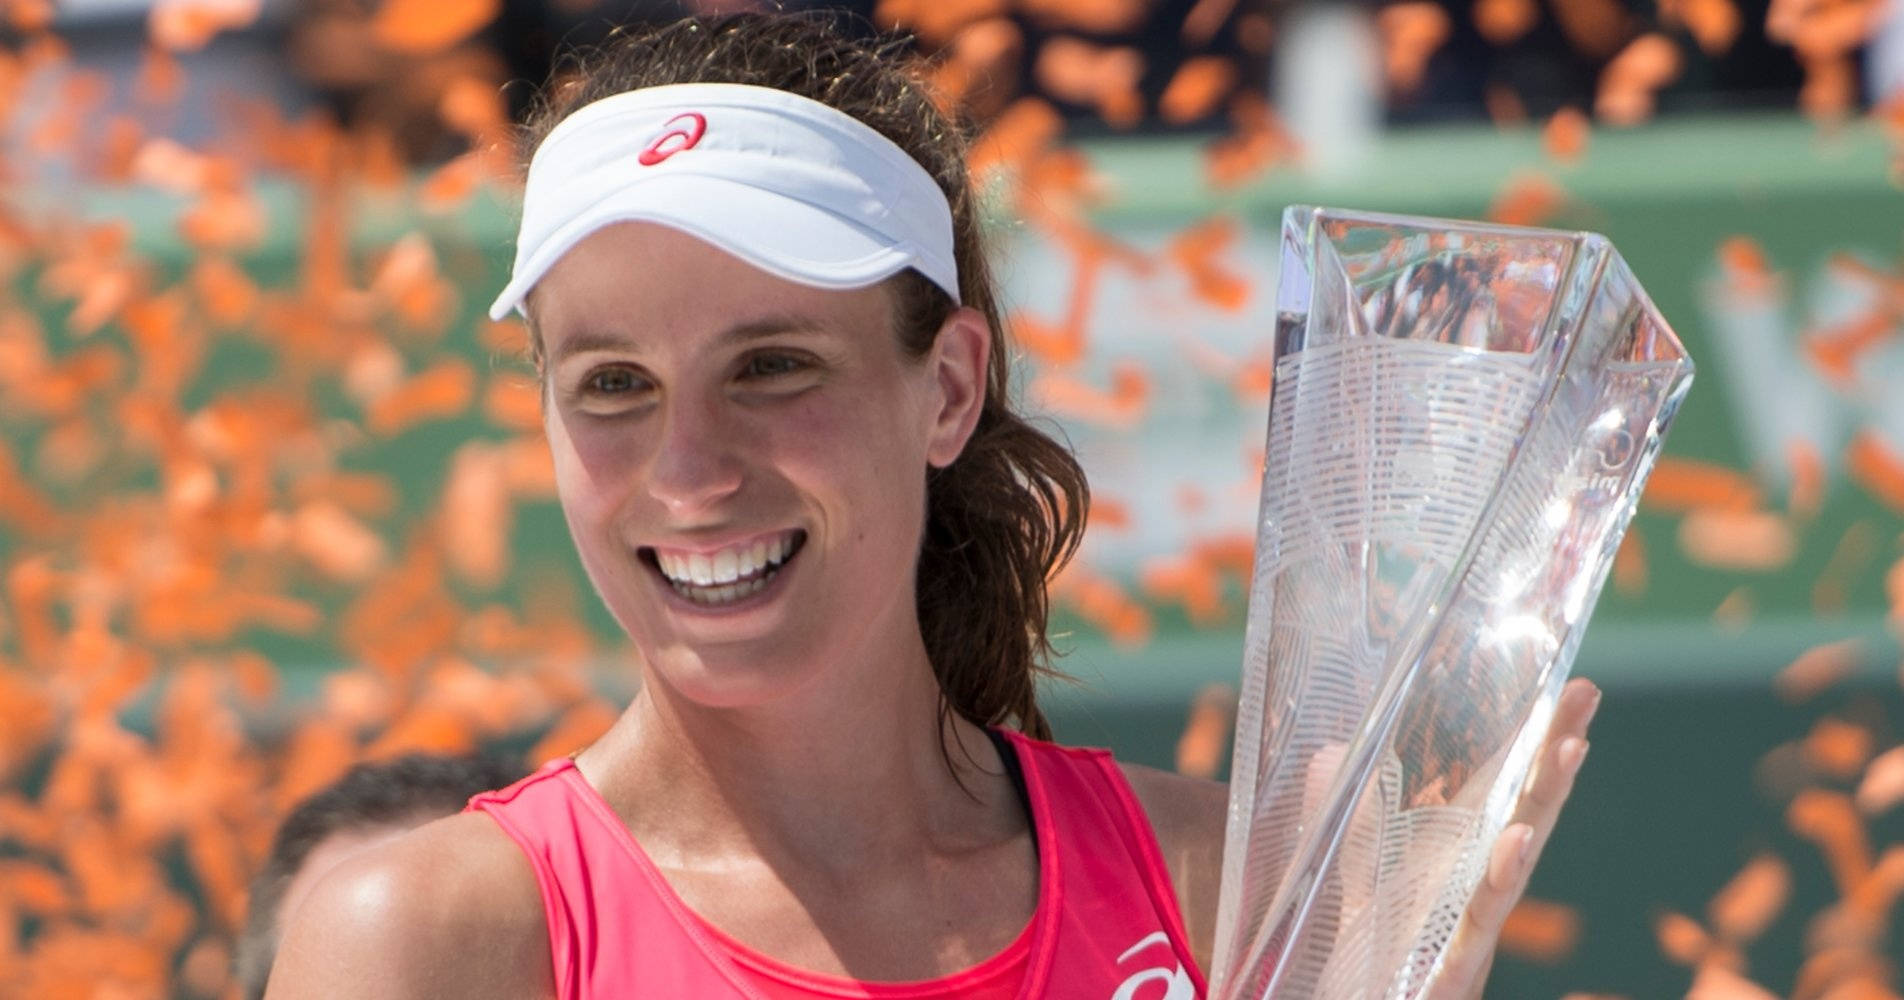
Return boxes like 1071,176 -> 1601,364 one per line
1,0 -> 1902,996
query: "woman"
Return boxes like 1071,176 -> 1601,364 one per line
267,14 -> 1598,999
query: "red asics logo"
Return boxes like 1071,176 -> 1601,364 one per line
638,112 -> 706,166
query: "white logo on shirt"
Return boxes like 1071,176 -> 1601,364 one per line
1113,931 -> 1196,1000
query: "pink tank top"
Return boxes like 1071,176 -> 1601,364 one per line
466,729 -> 1208,999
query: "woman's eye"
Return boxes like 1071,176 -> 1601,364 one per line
587,368 -> 643,394
744,353 -> 805,378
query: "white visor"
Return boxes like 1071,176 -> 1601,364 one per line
488,82 -> 961,321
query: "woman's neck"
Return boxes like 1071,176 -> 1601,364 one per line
574,641 -> 1020,880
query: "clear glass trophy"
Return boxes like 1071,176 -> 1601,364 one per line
1209,207 -> 1694,999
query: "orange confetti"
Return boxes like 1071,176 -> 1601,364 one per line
1612,529 -> 1648,596
1661,0 -> 1742,53
1203,91 -> 1293,188
365,359 -> 476,435
1597,34 -> 1684,127
1642,457 -> 1762,512
1804,717 -> 1875,780
873,0 -> 1006,45
500,435 -> 559,498
136,45 -> 184,105
1475,0 -> 1539,43
179,189 -> 266,251
1142,551 -> 1226,625
1089,496 -> 1131,532
969,97 -> 1064,180
1715,235 -> 1776,293
372,232 -> 458,336
1376,2 -> 1453,95
148,0 -> 262,52
1499,898 -> 1582,963
3,0 -> 52,32
1167,217 -> 1252,312
1709,853 -> 1791,944
419,150 -> 489,213
189,254 -> 258,328
1678,508 -> 1797,571
1657,910 -> 1713,966
1159,57 -> 1237,124
369,0 -> 501,55
1052,564 -> 1152,646
292,500 -> 388,582
1544,107 -> 1591,163
529,699 -> 620,762
1805,309 -> 1895,382
484,376 -> 544,431
1787,439 -> 1826,518
1033,38 -> 1144,128
1030,363 -> 1150,430
1017,0 -> 1151,33
439,75 -> 509,143
366,703 -> 478,758
443,443 -> 512,590
1846,432 -> 1904,512
1788,789 -> 1872,898
1181,0 -> 1240,44
1856,746 -> 1904,816
1776,639 -> 1863,703
1488,173 -> 1568,227
1174,683 -> 1235,779
925,19 -> 1022,119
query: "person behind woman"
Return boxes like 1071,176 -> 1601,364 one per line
236,753 -> 526,1000
266,13 -> 1598,998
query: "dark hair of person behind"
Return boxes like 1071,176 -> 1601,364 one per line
235,753 -> 526,1000
516,13 -> 1091,742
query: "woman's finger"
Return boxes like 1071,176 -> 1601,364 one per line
1511,679 -> 1600,855
1423,678 -> 1602,1000
1424,822 -> 1534,998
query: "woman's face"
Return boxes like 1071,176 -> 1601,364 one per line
530,222 -> 985,709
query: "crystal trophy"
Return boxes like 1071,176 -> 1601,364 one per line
1209,207 -> 1694,999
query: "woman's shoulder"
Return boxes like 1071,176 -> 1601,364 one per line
1116,761 -> 1228,973
265,811 -> 552,1000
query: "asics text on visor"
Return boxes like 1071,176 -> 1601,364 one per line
487,82 -> 962,321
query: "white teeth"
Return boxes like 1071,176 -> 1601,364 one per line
653,532 -> 800,605
669,574 -> 769,606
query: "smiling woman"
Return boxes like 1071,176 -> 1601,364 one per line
259,13 -> 1596,1000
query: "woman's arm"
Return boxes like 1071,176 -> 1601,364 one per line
264,813 -> 553,1000
1126,676 -> 1601,997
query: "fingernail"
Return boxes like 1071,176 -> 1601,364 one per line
1488,825 -> 1528,889
1583,683 -> 1603,726
1560,736 -> 1589,776
1518,824 -> 1535,867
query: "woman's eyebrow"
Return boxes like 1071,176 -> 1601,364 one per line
718,315 -> 829,345
548,330 -> 639,365
549,316 -> 830,366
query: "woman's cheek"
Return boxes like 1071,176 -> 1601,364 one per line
551,417 -> 646,518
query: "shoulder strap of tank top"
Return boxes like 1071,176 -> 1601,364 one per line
984,726 -> 1037,850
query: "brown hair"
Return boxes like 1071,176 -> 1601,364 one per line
517,13 -> 1087,739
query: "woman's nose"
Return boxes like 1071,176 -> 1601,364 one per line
645,395 -> 745,515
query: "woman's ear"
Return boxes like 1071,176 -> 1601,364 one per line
925,306 -> 991,469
